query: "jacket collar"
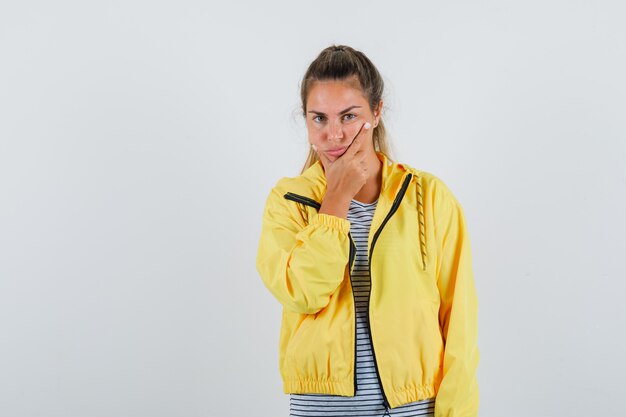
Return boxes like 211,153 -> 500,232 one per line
300,151 -> 411,205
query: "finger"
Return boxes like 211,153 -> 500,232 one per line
347,122 -> 371,158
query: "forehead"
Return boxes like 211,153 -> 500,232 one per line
307,79 -> 367,109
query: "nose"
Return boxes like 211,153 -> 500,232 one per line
326,120 -> 344,142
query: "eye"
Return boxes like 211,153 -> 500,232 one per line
312,115 -> 326,123
343,113 -> 357,121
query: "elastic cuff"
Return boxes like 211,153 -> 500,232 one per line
311,213 -> 351,234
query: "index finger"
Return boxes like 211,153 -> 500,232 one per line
344,121 -> 371,157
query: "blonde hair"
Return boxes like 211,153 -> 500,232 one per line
299,44 -> 394,174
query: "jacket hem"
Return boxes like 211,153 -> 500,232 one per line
283,378 -> 438,409
283,378 -> 353,396
388,384 -> 438,409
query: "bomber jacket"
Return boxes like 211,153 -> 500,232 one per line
256,151 -> 480,416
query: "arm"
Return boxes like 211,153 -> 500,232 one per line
433,185 -> 480,417
255,187 -> 351,314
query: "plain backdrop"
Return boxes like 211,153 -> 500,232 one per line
1,1 -> 625,416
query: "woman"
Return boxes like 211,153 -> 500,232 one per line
256,44 -> 480,417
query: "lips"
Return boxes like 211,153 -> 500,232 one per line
325,146 -> 347,157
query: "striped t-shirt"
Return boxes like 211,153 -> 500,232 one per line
289,197 -> 436,417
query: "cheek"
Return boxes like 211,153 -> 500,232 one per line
346,122 -> 369,142
306,124 -> 324,142
347,124 -> 361,138
308,137 -> 322,148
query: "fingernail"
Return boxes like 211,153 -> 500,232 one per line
364,122 -> 371,129
312,144 -> 317,151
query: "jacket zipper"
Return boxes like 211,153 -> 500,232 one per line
367,172 -> 413,410
283,191 -> 360,398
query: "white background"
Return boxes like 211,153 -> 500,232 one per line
1,1 -> 625,416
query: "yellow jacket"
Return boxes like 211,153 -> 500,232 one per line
256,151 -> 480,416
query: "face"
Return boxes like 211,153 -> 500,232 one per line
305,79 -> 382,162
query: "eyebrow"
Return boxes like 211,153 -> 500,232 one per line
307,105 -> 362,116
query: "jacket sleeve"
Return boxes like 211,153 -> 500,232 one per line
433,184 -> 480,417
255,187 -> 352,315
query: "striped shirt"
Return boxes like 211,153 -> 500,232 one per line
289,198 -> 436,417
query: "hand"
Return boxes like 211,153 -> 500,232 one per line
314,121 -> 372,201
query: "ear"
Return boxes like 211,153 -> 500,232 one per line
373,99 -> 383,127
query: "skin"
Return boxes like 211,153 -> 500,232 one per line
306,78 -> 383,218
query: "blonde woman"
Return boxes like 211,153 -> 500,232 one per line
256,44 -> 480,417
